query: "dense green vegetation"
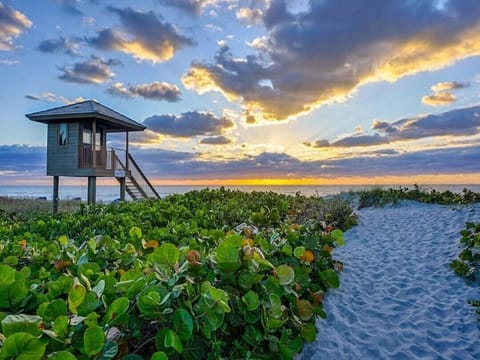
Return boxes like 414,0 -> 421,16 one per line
450,222 -> 480,318
0,189 -> 355,359
357,185 -> 480,209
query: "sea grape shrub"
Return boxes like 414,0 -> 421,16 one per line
0,189 -> 354,359
450,222 -> 480,280
358,185 -> 480,209
450,222 -> 480,318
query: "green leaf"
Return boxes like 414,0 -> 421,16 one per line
281,244 -> 292,256
0,332 -> 46,360
77,292 -> 100,316
242,291 -> 260,311
276,264 -> 295,286
293,246 -> 306,258
105,297 -> 129,325
331,229 -> 344,247
297,299 -> 313,321
216,242 -> 240,272
42,299 -> 68,323
48,351 -> 77,360
0,271 -> 29,309
151,352 -> 168,360
1,314 -> 43,337
164,329 -> 183,354
0,264 -> 13,284
68,279 -> 86,314
84,326 -> 105,357
129,226 -> 143,240
320,269 -> 340,289
301,323 -> 317,343
172,309 -> 193,341
58,235 -> 69,247
152,243 -> 180,267
52,316 -> 69,338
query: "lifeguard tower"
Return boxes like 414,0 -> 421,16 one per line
27,100 -> 159,212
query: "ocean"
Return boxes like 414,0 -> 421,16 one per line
1,184 -> 480,202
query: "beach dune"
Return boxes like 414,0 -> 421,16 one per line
300,201 -> 480,359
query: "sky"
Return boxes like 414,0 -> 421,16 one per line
1,0 -> 480,186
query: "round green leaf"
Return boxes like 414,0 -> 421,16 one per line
151,352 -> 168,360
48,351 -> 77,360
242,291 -> 260,311
297,299 -> 313,321
321,269 -> 340,289
331,229 -> 345,247
152,243 -> 180,267
68,280 -> 86,314
0,332 -> 46,360
301,323 -> 317,343
84,326 -> 105,357
276,264 -> 295,286
293,246 -> 306,258
173,309 -> 193,341
105,297 -> 129,324
216,242 -> 240,272
164,329 -> 183,354
1,314 -> 43,337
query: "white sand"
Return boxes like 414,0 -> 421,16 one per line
299,201 -> 480,359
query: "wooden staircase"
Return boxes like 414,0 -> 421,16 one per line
114,153 -> 159,200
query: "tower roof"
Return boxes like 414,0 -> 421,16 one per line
26,100 -> 146,132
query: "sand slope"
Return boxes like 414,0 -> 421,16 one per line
300,201 -> 480,359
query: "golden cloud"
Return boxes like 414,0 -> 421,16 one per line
421,92 -> 456,106
182,16 -> 480,123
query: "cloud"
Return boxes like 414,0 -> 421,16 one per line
422,92 -> 456,106
311,135 -> 389,148
310,105 -> 480,149
384,105 -> 480,141
87,7 -> 195,62
0,2 -> 32,51
199,135 -> 232,145
37,37 -> 80,56
58,56 -> 120,84
431,81 -> 470,92
144,111 -> 234,138
182,0 -> 480,122
128,145 -> 480,180
3,142 -> 480,182
0,145 -> 45,176
107,81 -> 181,102
25,93 -> 85,104
55,0 -> 83,16
0,58 -> 18,65
236,7 -> 263,25
157,0 -> 217,15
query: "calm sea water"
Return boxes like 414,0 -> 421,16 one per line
1,184 -> 479,202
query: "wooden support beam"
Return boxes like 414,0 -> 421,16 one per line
53,176 -> 59,214
119,177 -> 126,201
92,120 -> 96,168
87,176 -> 96,204
125,130 -> 129,170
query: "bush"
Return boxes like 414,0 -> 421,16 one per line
0,189 -> 355,359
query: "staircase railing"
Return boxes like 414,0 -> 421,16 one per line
127,154 -> 160,198
113,152 -> 159,199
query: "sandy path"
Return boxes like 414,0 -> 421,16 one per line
299,201 -> 480,359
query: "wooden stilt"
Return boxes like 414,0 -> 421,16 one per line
88,176 -> 96,204
119,177 -> 126,201
53,176 -> 59,214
